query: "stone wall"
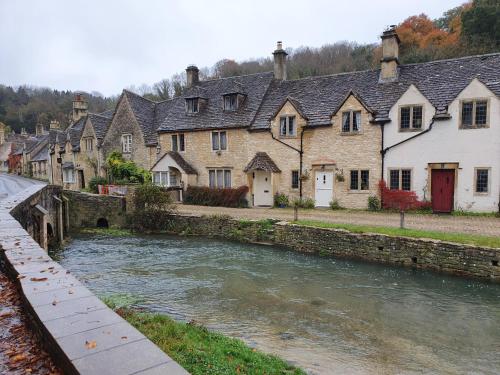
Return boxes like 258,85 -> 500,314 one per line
63,190 -> 126,229
166,214 -> 500,282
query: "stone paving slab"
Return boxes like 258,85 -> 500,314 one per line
135,360 -> 189,375
21,274 -> 83,295
28,284 -> 94,307
72,339 -> 173,375
33,295 -> 107,322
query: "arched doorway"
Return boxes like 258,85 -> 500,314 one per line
96,218 -> 109,228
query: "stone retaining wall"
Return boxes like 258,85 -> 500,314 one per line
0,185 -> 189,375
167,214 -> 500,282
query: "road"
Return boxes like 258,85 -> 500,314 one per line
0,173 -> 45,201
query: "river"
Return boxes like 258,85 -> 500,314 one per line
55,233 -> 500,374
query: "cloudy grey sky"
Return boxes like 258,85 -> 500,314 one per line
1,0 -> 464,96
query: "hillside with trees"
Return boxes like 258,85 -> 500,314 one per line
1,0 -> 498,132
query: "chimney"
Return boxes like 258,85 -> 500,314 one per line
21,128 -> 27,136
379,26 -> 400,82
72,93 -> 88,122
186,65 -> 199,88
36,123 -> 46,136
50,120 -> 60,129
273,41 -> 288,81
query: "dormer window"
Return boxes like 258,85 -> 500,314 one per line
342,111 -> 361,133
280,116 -> 296,137
399,105 -> 423,131
186,98 -> 199,113
224,94 -> 238,111
460,99 -> 488,128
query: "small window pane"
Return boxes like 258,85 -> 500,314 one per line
216,170 -> 223,187
390,170 -> 400,190
401,169 -> 411,191
475,101 -> 487,126
172,135 -> 178,152
461,102 -> 473,126
400,107 -> 410,129
280,117 -> 287,136
360,170 -> 369,190
353,112 -> 361,132
291,170 -> 299,189
209,170 -> 216,188
220,132 -> 227,150
288,116 -> 295,135
169,173 -> 177,186
179,134 -> 185,151
224,170 -> 231,188
412,106 -> 422,128
342,112 -> 350,132
160,172 -> 168,186
154,172 -> 161,184
476,169 -> 489,193
212,132 -> 219,150
350,170 -> 359,190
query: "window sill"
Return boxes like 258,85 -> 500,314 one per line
279,135 -> 298,139
347,189 -> 371,194
398,128 -> 423,132
459,125 -> 489,130
473,192 -> 490,196
340,132 -> 362,136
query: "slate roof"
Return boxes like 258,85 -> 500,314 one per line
244,152 -> 281,173
30,143 -> 49,162
157,72 -> 274,133
88,113 -> 112,142
251,53 -> 500,129
65,117 -> 87,150
123,90 -> 158,145
168,151 -> 197,175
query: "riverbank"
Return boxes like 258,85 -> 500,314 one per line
104,299 -> 305,375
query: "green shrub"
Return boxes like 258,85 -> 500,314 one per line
106,151 -> 151,184
127,184 -> 176,232
292,197 -> 315,209
274,192 -> 289,208
367,195 -> 381,211
329,199 -> 343,210
184,186 -> 249,207
88,176 -> 108,194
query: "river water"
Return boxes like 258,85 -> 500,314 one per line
56,234 -> 500,374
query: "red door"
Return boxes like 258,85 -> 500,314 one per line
431,169 -> 455,213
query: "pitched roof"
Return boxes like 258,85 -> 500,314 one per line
250,53 -> 500,129
151,151 -> 198,175
157,72 -> 274,133
30,143 -> 49,162
88,113 -> 112,141
66,117 -> 87,150
244,152 -> 281,173
123,90 -> 158,145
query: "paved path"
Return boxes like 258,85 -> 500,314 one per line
0,173 -> 45,201
177,204 -> 500,237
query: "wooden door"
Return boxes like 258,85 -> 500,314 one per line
253,171 -> 273,206
315,171 -> 334,207
431,169 -> 455,213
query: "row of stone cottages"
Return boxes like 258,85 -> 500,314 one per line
2,27 -> 499,212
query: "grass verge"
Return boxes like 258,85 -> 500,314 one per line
77,227 -> 132,236
294,220 -> 500,248
104,302 -> 304,375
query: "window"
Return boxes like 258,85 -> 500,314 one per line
208,169 -> 231,188
461,100 -> 488,128
85,138 -> 93,151
399,105 -> 423,131
153,171 -> 179,187
211,131 -> 227,151
350,170 -> 369,190
291,170 -> 299,189
279,116 -> 296,137
475,168 -> 489,194
341,111 -> 361,133
186,98 -> 199,113
121,134 -> 132,153
389,169 -> 412,191
171,134 -> 185,152
63,168 -> 75,183
224,94 -> 238,111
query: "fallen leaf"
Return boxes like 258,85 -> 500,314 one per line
11,354 -> 27,362
121,336 -> 128,340
17,275 -> 26,280
30,277 -> 48,282
52,300 -> 57,306
68,289 -> 74,294
85,340 -> 97,349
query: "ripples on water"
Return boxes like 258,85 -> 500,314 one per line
55,234 -> 500,374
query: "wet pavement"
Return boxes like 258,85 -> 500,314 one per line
0,173 -> 45,201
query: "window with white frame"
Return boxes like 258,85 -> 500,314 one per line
171,134 -> 185,152
342,111 -> 361,133
153,171 -> 179,187
461,100 -> 488,128
279,116 -> 296,137
121,134 -> 132,153
85,137 -> 93,151
399,105 -> 423,131
223,94 -> 238,111
350,169 -> 369,190
474,168 -> 490,194
389,169 -> 412,191
291,170 -> 299,189
63,168 -> 75,183
211,131 -> 227,151
186,98 -> 199,113
208,169 -> 231,188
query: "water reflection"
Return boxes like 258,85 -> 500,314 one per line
55,234 -> 500,374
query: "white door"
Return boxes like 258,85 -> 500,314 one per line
315,171 -> 333,207
253,171 -> 273,206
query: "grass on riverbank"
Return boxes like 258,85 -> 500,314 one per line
104,301 -> 304,375
294,220 -> 500,249
77,227 -> 132,236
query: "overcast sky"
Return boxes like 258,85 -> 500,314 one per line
1,0 -> 465,97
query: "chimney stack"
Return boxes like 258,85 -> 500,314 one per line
273,41 -> 288,81
36,123 -> 46,136
186,65 -> 199,88
379,26 -> 400,82
72,93 -> 88,122
50,120 -> 60,129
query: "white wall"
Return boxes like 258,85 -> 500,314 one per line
384,79 -> 499,212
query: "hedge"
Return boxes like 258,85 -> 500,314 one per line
184,186 -> 249,207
